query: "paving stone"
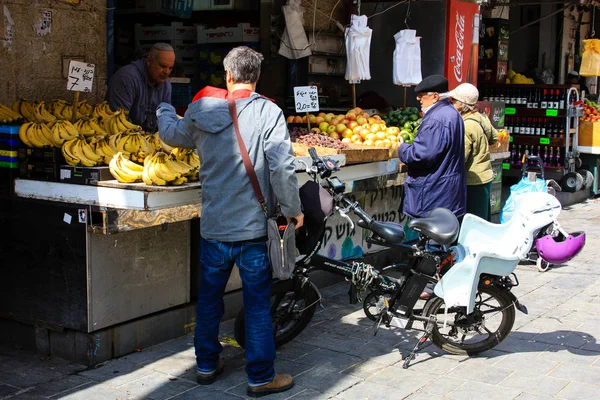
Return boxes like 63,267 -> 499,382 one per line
287,388 -> 329,399
514,392 -> 558,400
277,342 -> 320,362
0,383 -> 20,397
340,359 -> 387,379
0,364 -> 65,389
78,358 -> 140,383
446,362 -> 514,385
497,371 -> 569,397
50,382 -> 130,400
168,386 -> 241,399
116,371 -> 197,400
293,365 -> 361,395
27,375 -> 93,398
144,351 -> 196,378
402,353 -> 462,375
5,392 -> 48,400
366,364 -> 436,392
538,345 -> 600,366
227,380 -> 307,400
418,376 -> 466,396
156,336 -> 195,354
295,349 -> 362,372
120,346 -> 174,367
555,381 -> 600,400
334,380 -> 415,400
445,380 -> 522,400
179,364 -> 247,392
306,332 -> 368,353
492,336 -> 550,354
344,341 -> 403,366
403,391 -> 446,400
492,352 -> 561,375
549,362 -> 600,386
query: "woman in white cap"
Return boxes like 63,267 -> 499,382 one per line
448,83 -> 498,221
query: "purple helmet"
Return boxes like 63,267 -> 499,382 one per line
535,231 -> 586,264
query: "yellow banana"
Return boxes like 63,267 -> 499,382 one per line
81,140 -> 103,163
109,154 -> 138,183
88,118 -> 108,136
61,120 -> 80,140
38,123 -> 54,145
124,134 -> 140,154
19,122 -> 34,147
62,139 -> 80,166
118,112 -> 142,131
142,159 -> 154,185
171,176 -> 188,185
27,124 -> 48,148
71,139 -> 97,167
165,157 -> 193,176
153,155 -> 180,182
12,99 -> 22,115
51,123 -> 66,147
147,158 -> 167,186
118,152 -> 144,173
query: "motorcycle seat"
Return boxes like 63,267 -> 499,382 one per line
359,220 -> 405,244
408,208 -> 459,246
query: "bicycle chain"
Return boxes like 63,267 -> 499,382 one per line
350,261 -> 377,301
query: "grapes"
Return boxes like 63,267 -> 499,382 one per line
296,133 -> 349,149
289,127 -> 309,142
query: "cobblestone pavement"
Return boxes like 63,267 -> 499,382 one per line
2,198 -> 600,400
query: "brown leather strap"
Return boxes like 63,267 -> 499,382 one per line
228,95 -> 267,214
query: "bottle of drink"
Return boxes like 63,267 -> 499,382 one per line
535,118 -> 542,135
510,143 -> 516,165
558,89 -> 565,109
540,118 -> 547,136
546,147 -> 553,167
517,144 -> 523,165
526,89 -> 533,109
535,89 -> 541,108
466,14 -> 480,85
555,147 -> 562,168
510,88 -> 518,105
520,89 -> 527,106
482,87 -> 489,102
541,89 -> 548,108
541,145 -> 547,164
525,118 -> 531,135
518,117 -> 525,135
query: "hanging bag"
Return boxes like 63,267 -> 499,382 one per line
227,96 -> 296,280
580,39 -> 600,77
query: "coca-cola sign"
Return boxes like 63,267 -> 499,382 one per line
453,12 -> 465,83
445,0 -> 479,90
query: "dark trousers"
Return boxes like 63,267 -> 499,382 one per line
466,181 -> 492,222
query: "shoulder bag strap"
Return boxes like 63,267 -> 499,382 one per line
227,95 -> 268,215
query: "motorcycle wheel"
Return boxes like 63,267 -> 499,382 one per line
234,279 -> 319,349
363,291 -> 394,321
422,285 -> 515,355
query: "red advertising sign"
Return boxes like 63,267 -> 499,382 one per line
445,0 -> 480,91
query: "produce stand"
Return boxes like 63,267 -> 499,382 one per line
0,152 -> 409,366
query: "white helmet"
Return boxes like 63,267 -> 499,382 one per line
448,83 -> 479,106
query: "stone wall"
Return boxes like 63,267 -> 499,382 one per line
0,0 -> 107,105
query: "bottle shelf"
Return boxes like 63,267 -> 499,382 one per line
509,136 -> 568,147
504,107 -> 566,118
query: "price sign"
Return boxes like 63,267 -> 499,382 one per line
509,136 -> 513,143
546,109 -> 558,117
502,163 -> 511,170
67,61 -> 95,92
540,137 -> 551,145
293,86 -> 319,113
505,107 -> 516,115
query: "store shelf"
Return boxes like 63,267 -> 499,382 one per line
504,108 -> 566,118
311,51 -> 346,58
510,136 -> 567,146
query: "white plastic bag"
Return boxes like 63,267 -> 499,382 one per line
278,0 -> 312,60
345,15 -> 372,81
393,29 -> 422,86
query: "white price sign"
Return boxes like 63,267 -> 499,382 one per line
293,86 -> 319,113
67,61 -> 95,92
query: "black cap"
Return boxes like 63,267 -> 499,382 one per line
415,75 -> 448,94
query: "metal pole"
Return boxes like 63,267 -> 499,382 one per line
352,84 -> 357,108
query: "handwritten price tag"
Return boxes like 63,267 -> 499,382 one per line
293,86 -> 319,113
67,61 -> 95,92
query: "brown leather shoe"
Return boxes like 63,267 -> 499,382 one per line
247,373 -> 294,397
196,359 -> 224,385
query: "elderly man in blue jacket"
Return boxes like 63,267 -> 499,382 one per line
398,75 -> 467,220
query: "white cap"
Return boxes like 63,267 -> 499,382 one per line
448,83 -> 479,106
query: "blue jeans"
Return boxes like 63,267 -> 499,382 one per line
195,237 -> 275,386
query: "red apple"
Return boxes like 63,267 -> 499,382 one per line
336,123 -> 347,134
292,116 -> 302,123
348,121 -> 358,130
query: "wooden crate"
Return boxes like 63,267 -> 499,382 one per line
578,120 -> 600,147
292,142 -> 389,164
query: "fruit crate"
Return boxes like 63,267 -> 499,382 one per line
17,147 -> 63,163
19,161 -> 60,181
59,166 -> 114,185
0,125 -> 20,135
0,160 -> 19,196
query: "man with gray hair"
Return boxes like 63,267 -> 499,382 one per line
106,42 -> 175,132
156,46 -> 303,397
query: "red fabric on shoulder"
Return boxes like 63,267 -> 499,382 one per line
192,86 -> 257,102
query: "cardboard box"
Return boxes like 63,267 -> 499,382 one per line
135,22 -> 196,43
240,23 -> 260,42
578,120 -> 600,147
197,25 -> 243,44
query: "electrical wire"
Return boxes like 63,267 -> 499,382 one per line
368,0 -> 408,19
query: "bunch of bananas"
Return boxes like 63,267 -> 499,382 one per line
92,138 -> 117,164
74,116 -> 108,138
108,152 -> 144,183
49,119 -> 80,147
209,73 -> 225,87
142,151 -> 191,186
148,131 -> 175,153
110,131 -> 153,155
62,137 -> 104,167
0,104 -> 22,123
209,51 -> 223,65
18,122 -> 54,148
172,148 -> 200,171
48,99 -> 92,120
92,102 -> 115,120
13,99 -> 57,123
104,109 -> 143,135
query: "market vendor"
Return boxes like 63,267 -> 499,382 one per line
397,74 -> 467,220
106,43 -> 175,133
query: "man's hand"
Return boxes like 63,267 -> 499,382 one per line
397,136 -> 404,145
288,213 -> 304,229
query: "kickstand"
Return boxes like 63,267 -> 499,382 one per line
402,317 -> 435,369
